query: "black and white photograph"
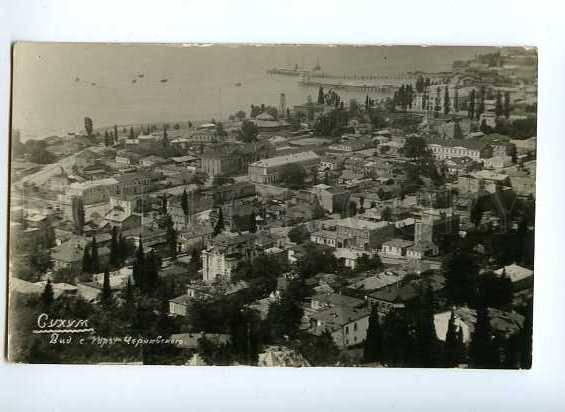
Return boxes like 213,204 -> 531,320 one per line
7,43 -> 536,369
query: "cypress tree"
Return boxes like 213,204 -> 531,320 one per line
470,302 -> 498,368
443,86 -> 450,115
118,233 -> 128,263
495,91 -> 503,117
114,125 -> 118,142
414,286 -> 438,367
213,208 -> 225,236
90,236 -> 99,274
519,301 -> 533,368
129,126 -> 135,139
162,126 -> 169,147
468,89 -> 476,119
100,267 -> 112,307
82,245 -> 92,273
503,92 -> 511,118
132,239 -> 145,290
165,215 -> 177,260
110,226 -> 120,267
41,278 -> 54,308
72,196 -> 85,235
248,211 -> 257,233
143,250 -> 160,294
317,87 -> 325,104
445,309 -> 460,367
363,307 -> 383,363
181,189 -> 189,223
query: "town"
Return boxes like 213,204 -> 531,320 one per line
8,47 -> 536,368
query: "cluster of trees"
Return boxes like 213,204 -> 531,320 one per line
238,120 -> 259,143
401,135 -> 444,194
12,138 -> 57,164
392,84 -> 415,111
249,104 -> 278,120
313,108 -> 350,137
317,87 -> 343,109
414,75 -> 433,93
278,163 -> 307,189
362,292 -> 532,369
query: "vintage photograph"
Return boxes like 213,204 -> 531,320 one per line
7,43 -> 536,368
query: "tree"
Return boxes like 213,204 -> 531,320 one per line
477,87 -> 486,120
104,130 -> 112,147
164,214 -> 177,260
114,125 -> 119,142
235,110 -> 246,121
480,119 -> 489,134
288,224 -> 310,244
470,200 -> 484,228
71,196 -> 85,235
238,120 -> 259,143
363,307 -> 383,363
143,250 -> 161,294
84,117 -> 93,137
162,126 -> 169,148
478,271 -> 513,309
444,310 -> 461,367
100,267 -> 113,307
266,282 -> 305,340
90,236 -> 99,274
129,127 -> 135,139
180,189 -> 189,223
468,89 -> 476,120
503,92 -> 511,118
403,135 -> 430,160
278,163 -> 306,189
118,234 -> 128,264
414,286 -> 438,367
443,86 -> 450,115
317,87 -> 325,104
356,254 -> 383,272
213,208 -> 225,237
188,247 -> 202,276
132,239 -> 145,290
82,246 -> 92,273
495,91 -> 504,117
470,302 -> 498,368
453,121 -> 464,139
41,278 -> 54,308
443,251 -> 479,305
296,243 -> 338,277
110,226 -> 120,267
248,211 -> 257,233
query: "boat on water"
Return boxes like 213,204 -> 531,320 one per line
234,82 -> 242,87
160,79 -> 168,83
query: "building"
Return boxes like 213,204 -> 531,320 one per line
335,217 -> 394,251
201,232 -> 256,283
310,184 -> 351,214
306,293 -> 371,349
61,178 -> 119,205
380,238 -> 415,258
248,151 -> 320,184
201,143 -> 272,177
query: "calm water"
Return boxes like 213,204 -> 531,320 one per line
12,44 -> 493,140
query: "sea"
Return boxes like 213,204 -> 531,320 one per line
11,44 -> 493,140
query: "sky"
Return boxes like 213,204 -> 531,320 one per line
11,43 -> 498,140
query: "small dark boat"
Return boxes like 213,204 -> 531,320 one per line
132,79 -> 137,84
91,82 -> 96,86
160,79 -> 168,83
234,82 -> 242,87
138,74 -> 144,78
